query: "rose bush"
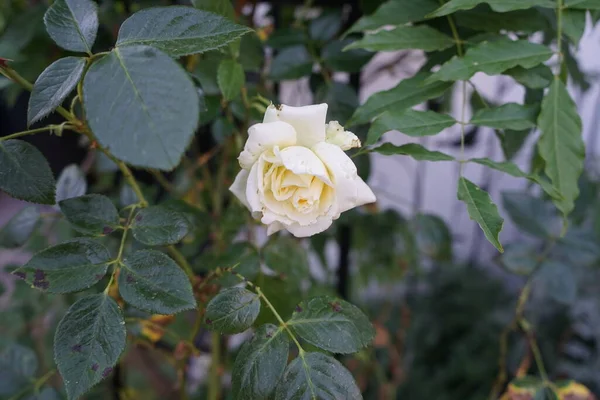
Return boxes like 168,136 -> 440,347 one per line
230,103 -> 375,237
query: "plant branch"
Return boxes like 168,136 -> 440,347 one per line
230,271 -> 306,354
0,125 -> 73,141
168,246 -> 195,280
0,65 -> 74,122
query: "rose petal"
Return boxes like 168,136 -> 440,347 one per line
229,170 -> 250,209
245,162 -> 262,218
278,104 -> 328,148
279,146 -> 332,186
266,221 -> 284,235
263,104 -> 279,123
286,216 -> 334,237
312,142 -> 376,213
239,121 -> 297,169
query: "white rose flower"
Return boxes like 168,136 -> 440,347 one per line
229,103 -> 376,237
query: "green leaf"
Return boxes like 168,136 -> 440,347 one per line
455,7 -> 550,33
14,238 -> 110,293
43,0 -> 98,53
350,73 -> 452,125
54,294 -> 126,400
205,287 -> 260,334
23,387 -> 61,400
345,0 -> 439,35
274,352 -> 362,400
191,0 -> 236,20
321,40 -> 373,73
59,194 -> 120,236
83,46 -> 199,170
0,6 -> 45,59
505,65 -> 554,89
429,39 -> 553,82
554,228 -> 600,267
457,177 -> 504,252
27,57 -> 85,125
55,164 -> 87,204
193,52 -> 224,95
427,0 -> 555,18
502,192 -> 556,238
566,0 -> 600,9
412,213 -> 453,261
232,324 -> 289,400
469,157 -> 559,200
119,250 -> 195,314
238,33 -> 265,72
538,260 -> 577,305
0,206 -> 40,248
266,28 -> 307,49
309,10 -> 342,42
501,243 -> 538,275
367,110 -> 456,145
470,103 -> 538,130
372,143 -> 454,161
131,205 -> 190,246
562,9 -> 587,46
0,344 -> 38,397
269,45 -> 313,81
499,130 -> 530,159
0,140 -> 56,204
345,25 -> 454,52
537,78 -> 585,216
263,235 -> 310,280
288,296 -> 374,354
217,242 -> 260,287
116,6 -> 250,57
217,59 -> 244,101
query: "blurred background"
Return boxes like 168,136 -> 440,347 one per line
2,0 -> 600,399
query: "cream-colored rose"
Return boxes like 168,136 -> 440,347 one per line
229,103 -> 376,237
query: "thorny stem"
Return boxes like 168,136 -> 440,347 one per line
105,206 -> 139,294
490,239 -> 558,399
230,272 -> 306,354
0,65 -> 74,121
556,0 -> 564,68
0,125 -> 73,141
